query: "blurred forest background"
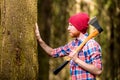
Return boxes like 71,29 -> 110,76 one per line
0,0 -> 120,80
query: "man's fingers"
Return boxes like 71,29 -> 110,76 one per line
35,23 -> 39,30
68,51 -> 74,58
35,23 -> 39,33
69,51 -> 78,60
35,23 -> 38,28
34,23 -> 41,38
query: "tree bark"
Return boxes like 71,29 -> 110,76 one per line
0,0 -> 38,80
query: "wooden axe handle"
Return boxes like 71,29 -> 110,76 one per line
74,29 -> 99,55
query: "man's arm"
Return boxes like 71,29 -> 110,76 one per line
35,23 -> 53,56
72,53 -> 102,76
74,57 -> 102,75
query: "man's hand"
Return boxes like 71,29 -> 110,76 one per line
68,51 -> 79,62
34,23 -> 53,56
35,23 -> 43,42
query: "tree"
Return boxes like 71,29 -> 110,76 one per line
37,0 -> 52,80
95,0 -> 120,79
0,0 -> 38,80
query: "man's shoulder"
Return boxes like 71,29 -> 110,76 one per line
86,39 -> 101,47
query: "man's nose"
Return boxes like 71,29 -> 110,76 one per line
67,26 -> 70,30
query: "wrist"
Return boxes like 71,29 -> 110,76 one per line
73,57 -> 79,63
38,38 -> 43,44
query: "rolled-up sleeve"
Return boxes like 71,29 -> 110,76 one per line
51,42 -> 72,58
86,40 -> 102,70
91,51 -> 102,70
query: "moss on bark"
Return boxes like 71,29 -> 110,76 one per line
0,0 -> 38,80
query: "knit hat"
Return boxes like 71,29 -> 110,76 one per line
68,12 -> 90,34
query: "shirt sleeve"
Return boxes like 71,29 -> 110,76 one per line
51,41 -> 72,58
86,40 -> 102,70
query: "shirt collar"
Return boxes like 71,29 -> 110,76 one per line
75,33 -> 88,42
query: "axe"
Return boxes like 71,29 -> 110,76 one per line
53,16 -> 103,75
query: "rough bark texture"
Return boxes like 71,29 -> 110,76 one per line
0,0 -> 38,80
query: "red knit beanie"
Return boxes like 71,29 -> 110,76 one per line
68,12 -> 90,34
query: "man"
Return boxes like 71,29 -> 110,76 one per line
35,12 -> 102,80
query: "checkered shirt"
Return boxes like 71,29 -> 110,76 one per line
51,33 -> 102,80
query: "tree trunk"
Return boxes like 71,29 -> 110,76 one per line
0,0 -> 38,80
37,0 -> 52,80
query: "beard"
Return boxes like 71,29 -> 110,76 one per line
69,32 -> 79,38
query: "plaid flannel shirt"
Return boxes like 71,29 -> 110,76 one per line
51,33 -> 102,80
